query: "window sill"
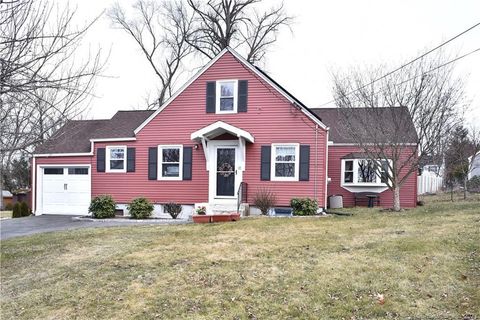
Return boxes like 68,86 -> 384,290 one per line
342,183 -> 387,187
158,177 -> 182,181
271,177 -> 299,182
106,170 -> 127,173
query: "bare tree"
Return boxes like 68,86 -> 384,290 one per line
332,52 -> 466,211
186,0 -> 291,64
108,0 -> 194,107
0,0 -> 104,196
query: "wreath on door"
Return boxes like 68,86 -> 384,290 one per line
218,162 -> 233,177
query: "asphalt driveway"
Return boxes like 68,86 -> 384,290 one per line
0,215 -> 188,240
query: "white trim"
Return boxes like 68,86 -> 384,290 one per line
90,137 -> 136,142
134,48 -> 230,135
190,121 -> 254,143
158,145 -> 183,180
216,79 -> 238,114
36,164 -> 92,216
33,152 -> 93,157
133,47 -> 328,134
330,143 -> 417,146
271,143 -> 300,181
340,158 -> 390,191
32,156 -> 36,213
106,145 -> 127,173
206,140 -> 243,204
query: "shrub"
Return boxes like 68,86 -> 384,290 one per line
12,202 -> 22,218
20,201 -> 30,216
253,188 -> 277,215
164,202 -> 182,219
128,197 -> 154,219
89,195 -> 116,219
467,176 -> 480,193
291,198 -> 318,216
5,202 -> 13,211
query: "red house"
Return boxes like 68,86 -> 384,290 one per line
32,48 -> 417,217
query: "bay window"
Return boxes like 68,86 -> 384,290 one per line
342,158 -> 390,185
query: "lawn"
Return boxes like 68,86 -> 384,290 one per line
1,194 -> 479,319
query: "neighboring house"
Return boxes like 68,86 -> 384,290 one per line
32,47 -> 417,217
2,190 -> 13,210
468,152 -> 480,179
311,108 -> 418,208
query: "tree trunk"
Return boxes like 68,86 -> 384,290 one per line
463,178 -> 467,200
393,187 -> 401,211
450,186 -> 454,202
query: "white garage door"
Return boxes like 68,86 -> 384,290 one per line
41,166 -> 91,215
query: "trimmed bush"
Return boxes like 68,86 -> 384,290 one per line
20,201 -> 30,216
164,202 -> 182,219
253,188 -> 277,215
12,202 -> 22,218
5,202 -> 13,211
291,198 -> 318,216
128,197 -> 154,219
89,195 -> 116,219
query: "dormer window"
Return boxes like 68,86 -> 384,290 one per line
216,80 -> 238,113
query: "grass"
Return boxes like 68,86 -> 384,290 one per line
1,194 -> 479,319
0,211 -> 12,219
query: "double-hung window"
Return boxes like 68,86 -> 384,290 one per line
216,80 -> 237,113
106,146 -> 126,172
272,144 -> 299,181
158,145 -> 183,180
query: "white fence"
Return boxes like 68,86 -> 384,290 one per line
417,173 -> 443,195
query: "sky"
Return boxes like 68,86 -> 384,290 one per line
72,0 -> 480,127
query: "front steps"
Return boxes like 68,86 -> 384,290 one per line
194,202 -> 250,216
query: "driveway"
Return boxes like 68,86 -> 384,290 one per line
0,215 -> 189,240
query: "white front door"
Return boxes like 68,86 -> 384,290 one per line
39,166 -> 91,215
208,140 -> 244,204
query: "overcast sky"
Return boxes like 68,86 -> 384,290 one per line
72,0 -> 480,127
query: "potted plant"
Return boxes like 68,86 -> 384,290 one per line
193,206 -> 210,223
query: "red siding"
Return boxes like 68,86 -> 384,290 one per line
327,146 -> 417,208
89,52 -> 328,206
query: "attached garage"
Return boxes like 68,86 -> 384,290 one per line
37,166 -> 91,215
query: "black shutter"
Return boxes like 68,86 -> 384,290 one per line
183,146 -> 192,180
206,81 -> 216,113
148,147 -> 157,180
299,145 -> 310,181
238,80 -> 248,112
260,145 -> 271,181
127,147 -> 135,172
97,148 -> 105,172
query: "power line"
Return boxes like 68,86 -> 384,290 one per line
348,47 -> 480,103
318,21 -> 480,107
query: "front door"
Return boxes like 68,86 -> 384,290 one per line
216,147 -> 236,197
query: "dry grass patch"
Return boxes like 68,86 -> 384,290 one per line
1,194 -> 479,319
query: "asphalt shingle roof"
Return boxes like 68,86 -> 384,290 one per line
34,110 -> 154,154
311,107 -> 418,144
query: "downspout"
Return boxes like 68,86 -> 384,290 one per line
325,130 -> 330,209
314,124 -> 318,201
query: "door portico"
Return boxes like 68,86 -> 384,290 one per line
190,121 -> 253,206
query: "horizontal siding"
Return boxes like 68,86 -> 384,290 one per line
327,146 -> 417,208
90,52 -> 328,206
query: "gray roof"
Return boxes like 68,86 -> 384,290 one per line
35,110 -> 154,154
311,107 -> 418,144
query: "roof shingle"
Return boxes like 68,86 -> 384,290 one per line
34,110 -> 154,154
